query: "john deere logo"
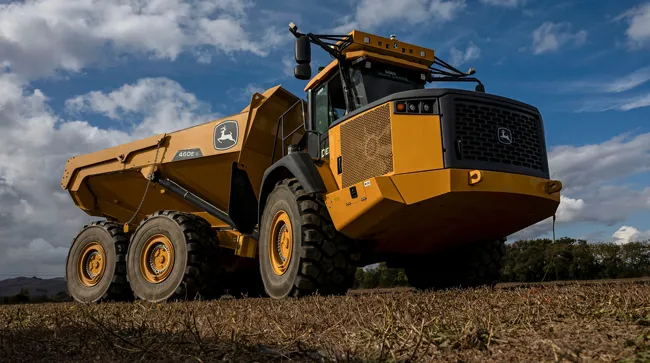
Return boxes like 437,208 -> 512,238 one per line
497,127 -> 513,145
213,120 -> 239,150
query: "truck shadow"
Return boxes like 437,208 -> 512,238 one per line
0,323 -> 338,362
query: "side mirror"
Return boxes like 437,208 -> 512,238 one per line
295,63 -> 311,80
475,83 -> 485,93
294,36 -> 311,80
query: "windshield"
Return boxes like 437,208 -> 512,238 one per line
348,60 -> 426,106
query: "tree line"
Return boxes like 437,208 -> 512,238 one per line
354,238 -> 650,289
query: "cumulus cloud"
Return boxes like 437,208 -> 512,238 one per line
66,78 -> 219,138
6,239 -> 69,265
333,0 -> 466,32
0,74 -> 215,277
449,42 -> 481,67
616,2 -> 650,49
531,22 -> 587,55
612,226 -> 650,245
511,132 -> 650,241
548,133 -> 650,194
0,0 -> 286,80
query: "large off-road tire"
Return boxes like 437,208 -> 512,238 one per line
126,210 -> 224,302
259,178 -> 359,299
65,221 -> 132,303
405,238 -> 506,290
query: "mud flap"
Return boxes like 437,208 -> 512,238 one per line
228,162 -> 259,235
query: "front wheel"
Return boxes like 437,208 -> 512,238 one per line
259,178 -> 358,299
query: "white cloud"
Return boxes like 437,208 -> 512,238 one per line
282,55 -> 295,77
577,93 -> 650,112
449,41 -> 481,67
604,66 -> 650,93
0,0 -> 286,80
0,74 -> 215,277
548,132 -> 650,194
227,83 -> 268,102
616,2 -> 650,49
511,132 -> 650,241
6,238 -> 69,265
66,78 -> 219,138
554,196 -> 586,223
531,22 -> 587,55
560,67 -> 650,112
612,226 -> 650,245
563,66 -> 650,94
243,84 -> 267,96
333,0 -> 466,32
430,0 -> 467,21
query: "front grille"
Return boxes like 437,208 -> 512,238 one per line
341,103 -> 393,188
453,98 -> 544,172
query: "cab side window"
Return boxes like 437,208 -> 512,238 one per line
313,71 -> 347,135
314,83 -> 329,135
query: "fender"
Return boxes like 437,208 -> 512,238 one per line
258,152 -> 327,223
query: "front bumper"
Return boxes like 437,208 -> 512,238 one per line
324,168 -> 561,254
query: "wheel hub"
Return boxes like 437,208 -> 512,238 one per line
269,210 -> 293,276
78,242 -> 106,287
140,234 -> 175,284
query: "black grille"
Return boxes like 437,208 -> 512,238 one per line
453,99 -> 544,172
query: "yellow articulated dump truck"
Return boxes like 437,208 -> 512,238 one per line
61,23 -> 562,303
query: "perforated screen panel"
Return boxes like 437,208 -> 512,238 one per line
340,104 -> 393,188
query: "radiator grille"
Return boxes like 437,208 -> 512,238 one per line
341,104 -> 393,187
454,99 -> 544,172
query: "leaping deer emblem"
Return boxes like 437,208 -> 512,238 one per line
499,128 -> 512,144
217,126 -> 236,144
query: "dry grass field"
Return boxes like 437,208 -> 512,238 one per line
1,280 -> 650,362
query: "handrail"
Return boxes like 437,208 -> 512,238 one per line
271,99 -> 323,165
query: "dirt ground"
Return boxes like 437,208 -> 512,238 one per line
1,280 -> 649,362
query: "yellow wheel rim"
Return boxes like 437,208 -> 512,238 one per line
140,234 -> 175,284
269,210 -> 293,276
78,242 -> 106,287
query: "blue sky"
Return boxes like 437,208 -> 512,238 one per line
29,0 -> 650,144
1,0 -> 650,277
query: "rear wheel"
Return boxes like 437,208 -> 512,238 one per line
65,221 -> 132,303
259,178 -> 359,299
126,211 -> 224,302
405,238 -> 506,290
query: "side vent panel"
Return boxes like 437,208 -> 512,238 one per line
340,104 -> 393,188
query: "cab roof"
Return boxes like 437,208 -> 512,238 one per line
304,30 -> 435,92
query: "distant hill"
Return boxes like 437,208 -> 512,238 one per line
0,276 -> 67,298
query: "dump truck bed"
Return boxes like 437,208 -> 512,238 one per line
61,85 -> 306,229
